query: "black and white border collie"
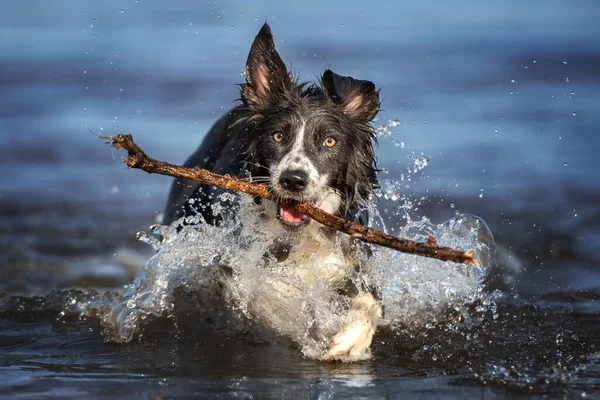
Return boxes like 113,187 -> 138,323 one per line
164,23 -> 382,361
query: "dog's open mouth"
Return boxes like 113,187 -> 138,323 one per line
278,206 -> 311,228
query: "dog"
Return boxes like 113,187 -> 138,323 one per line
163,23 -> 382,361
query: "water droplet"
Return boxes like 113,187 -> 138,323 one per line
254,16 -> 258,21
412,156 -> 430,173
494,128 -> 499,133
565,77 -> 570,83
450,203 -> 455,209
120,9 -> 124,13
572,111 -> 576,116
563,162 -> 568,167
562,60 -> 567,65
83,69 -> 87,74
340,24 -> 344,28
510,79 -> 516,83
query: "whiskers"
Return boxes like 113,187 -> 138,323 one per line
245,161 -> 273,173
239,162 -> 346,214
242,176 -> 271,184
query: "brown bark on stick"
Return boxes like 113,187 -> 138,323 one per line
102,134 -> 480,266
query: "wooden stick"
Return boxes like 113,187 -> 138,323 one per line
102,134 -> 480,266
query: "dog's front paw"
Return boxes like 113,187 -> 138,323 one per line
321,292 -> 382,362
322,314 -> 374,362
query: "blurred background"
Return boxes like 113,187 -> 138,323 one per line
1,1 -> 600,397
1,0 -> 599,295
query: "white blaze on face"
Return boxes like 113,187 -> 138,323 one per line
271,120 -> 323,201
263,119 -> 343,231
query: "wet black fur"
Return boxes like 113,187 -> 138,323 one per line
164,23 -> 380,226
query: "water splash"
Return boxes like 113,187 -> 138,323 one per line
376,213 -> 494,328
85,192 -> 495,359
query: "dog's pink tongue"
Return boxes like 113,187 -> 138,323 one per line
280,207 -> 306,223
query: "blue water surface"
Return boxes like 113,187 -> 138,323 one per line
1,1 -> 599,398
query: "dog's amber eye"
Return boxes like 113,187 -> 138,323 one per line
273,132 -> 284,142
323,137 -> 337,147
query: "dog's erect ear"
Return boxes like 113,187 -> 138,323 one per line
241,24 -> 293,111
321,70 -> 380,122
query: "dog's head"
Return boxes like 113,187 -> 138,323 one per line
240,24 -> 380,232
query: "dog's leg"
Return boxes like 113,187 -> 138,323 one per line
322,292 -> 382,362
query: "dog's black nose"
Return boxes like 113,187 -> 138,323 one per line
279,170 -> 308,192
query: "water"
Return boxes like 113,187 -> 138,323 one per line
1,0 -> 600,398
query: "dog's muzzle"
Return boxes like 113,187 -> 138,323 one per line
274,169 -> 313,229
